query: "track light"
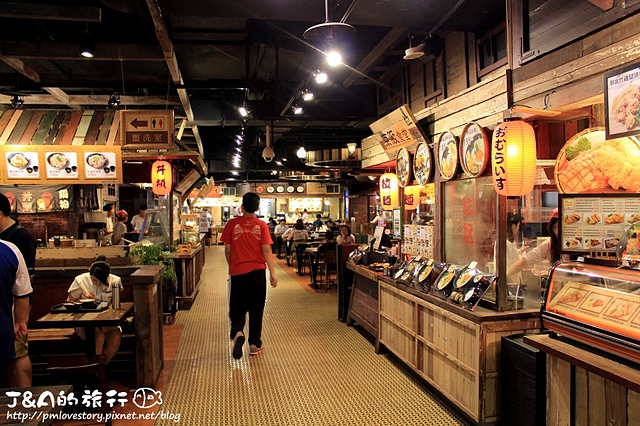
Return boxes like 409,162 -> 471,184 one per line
293,104 -> 303,115
296,146 -> 307,159
239,106 -> 249,117
314,71 -> 328,84
107,93 -> 120,109
301,89 -> 314,101
10,95 -> 24,109
326,50 -> 342,67
80,30 -> 94,58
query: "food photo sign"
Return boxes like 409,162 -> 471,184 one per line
1,146 -> 41,183
82,147 -> 122,182
45,148 -> 80,180
559,194 -> 640,254
604,62 -> 640,139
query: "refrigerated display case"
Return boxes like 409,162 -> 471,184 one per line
543,260 -> 640,363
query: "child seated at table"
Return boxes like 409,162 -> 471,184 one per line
67,256 -> 122,363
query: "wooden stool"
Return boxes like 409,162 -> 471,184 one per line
47,355 -> 112,425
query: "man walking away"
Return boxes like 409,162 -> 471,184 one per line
220,192 -> 278,359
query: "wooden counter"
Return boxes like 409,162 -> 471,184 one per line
346,262 -> 380,338
346,263 -> 540,424
36,246 -> 135,267
171,244 -> 205,309
524,334 -> 640,425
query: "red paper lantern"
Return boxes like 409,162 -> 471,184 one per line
379,172 -> 399,211
151,160 -> 172,196
403,185 -> 420,210
491,119 -> 537,196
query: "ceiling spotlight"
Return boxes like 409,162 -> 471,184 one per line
301,89 -> 314,101
326,50 -> 342,67
262,146 -> 275,163
79,30 -> 94,58
403,43 -> 425,60
296,146 -> 307,159
231,171 -> 239,176
292,105 -> 303,115
275,161 -> 283,166
10,95 -> 24,109
107,93 -> 120,109
314,71 -> 328,84
347,142 -> 357,154
239,106 -> 248,117
271,170 -> 278,175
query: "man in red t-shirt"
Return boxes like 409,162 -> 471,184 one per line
220,192 -> 278,359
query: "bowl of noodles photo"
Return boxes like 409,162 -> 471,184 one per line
460,122 -> 488,178
47,153 -> 69,170
7,153 -> 30,169
86,153 -> 108,169
437,131 -> 458,180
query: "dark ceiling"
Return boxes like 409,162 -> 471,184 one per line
0,0 -> 505,182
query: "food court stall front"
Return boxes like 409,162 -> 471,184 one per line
352,100 -> 542,424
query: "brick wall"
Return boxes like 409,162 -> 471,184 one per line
15,210 -> 82,241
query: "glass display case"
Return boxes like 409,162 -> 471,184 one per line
180,213 -> 200,246
543,261 -> 640,363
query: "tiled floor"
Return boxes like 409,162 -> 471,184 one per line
153,247 -> 469,425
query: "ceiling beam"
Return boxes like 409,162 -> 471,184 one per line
342,27 -> 407,88
0,3 -> 101,21
42,87 -> 81,110
0,58 -> 40,83
586,0 -> 614,10
0,94 -> 180,106
145,0 -> 205,167
0,43 -> 165,61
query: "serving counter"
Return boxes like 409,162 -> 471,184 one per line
347,262 -> 540,424
171,243 -> 205,309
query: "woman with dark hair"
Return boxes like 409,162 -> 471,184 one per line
507,209 -> 561,279
336,225 -> 356,245
506,213 -> 525,284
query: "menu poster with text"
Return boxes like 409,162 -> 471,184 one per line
84,152 -> 117,179
45,151 -> 79,179
5,151 -> 40,180
561,196 -> 640,252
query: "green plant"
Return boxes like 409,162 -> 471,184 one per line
129,244 -> 177,282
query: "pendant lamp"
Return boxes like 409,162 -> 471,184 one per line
491,118 -> 537,196
151,160 -> 172,196
379,172 -> 399,211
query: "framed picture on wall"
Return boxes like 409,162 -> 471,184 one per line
604,62 -> 640,139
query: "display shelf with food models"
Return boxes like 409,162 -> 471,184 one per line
180,213 -> 201,247
543,260 -> 640,363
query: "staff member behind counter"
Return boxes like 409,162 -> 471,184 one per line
67,257 -> 122,363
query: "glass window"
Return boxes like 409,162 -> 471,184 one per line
442,176 -> 496,271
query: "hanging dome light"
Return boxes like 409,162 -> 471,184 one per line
297,146 -> 307,159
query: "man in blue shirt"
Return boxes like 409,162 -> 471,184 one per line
0,240 -> 32,386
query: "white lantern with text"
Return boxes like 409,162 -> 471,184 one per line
491,119 -> 537,196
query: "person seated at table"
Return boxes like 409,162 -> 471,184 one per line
282,220 -> 309,266
67,257 -> 122,363
337,225 -> 356,245
274,219 -> 288,259
317,230 -> 338,255
112,210 -> 128,245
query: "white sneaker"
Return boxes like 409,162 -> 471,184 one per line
232,331 -> 245,359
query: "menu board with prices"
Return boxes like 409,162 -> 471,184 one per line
402,224 -> 434,258
560,195 -> 640,253
4,149 -> 40,181
84,151 -> 118,179
45,151 -> 79,179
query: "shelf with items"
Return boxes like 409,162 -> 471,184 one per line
180,213 -> 200,247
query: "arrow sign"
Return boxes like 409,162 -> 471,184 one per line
130,118 -> 149,129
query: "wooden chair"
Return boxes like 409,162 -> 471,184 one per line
317,250 -> 338,291
47,355 -> 112,425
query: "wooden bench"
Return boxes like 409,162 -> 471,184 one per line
29,327 -> 137,387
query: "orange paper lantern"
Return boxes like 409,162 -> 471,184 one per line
491,119 -> 537,196
379,172 -> 399,211
403,185 -> 420,210
151,160 -> 172,196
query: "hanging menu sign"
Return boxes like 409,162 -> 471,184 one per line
45,150 -> 79,179
560,195 -> 640,253
83,149 -> 122,182
2,148 -> 40,182
370,104 -> 429,152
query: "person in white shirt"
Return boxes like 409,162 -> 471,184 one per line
102,203 -> 114,244
130,204 -> 147,232
301,209 -> 310,225
68,258 -> 122,362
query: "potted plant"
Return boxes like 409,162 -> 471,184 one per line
129,244 -> 178,323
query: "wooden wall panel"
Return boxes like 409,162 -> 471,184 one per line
6,110 -> 33,145
0,110 -> 21,144
30,110 -> 56,145
58,111 -> 82,145
444,32 -> 468,97
547,356 -> 571,426
21,110 -> 45,145
44,111 -> 65,145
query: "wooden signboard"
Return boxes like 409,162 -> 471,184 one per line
120,110 -> 174,150
369,104 -> 429,152
1,146 -> 42,184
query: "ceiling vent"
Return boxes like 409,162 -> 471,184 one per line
222,187 -> 236,197
326,184 -> 340,194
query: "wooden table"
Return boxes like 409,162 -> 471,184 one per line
0,385 -> 72,426
36,303 -> 134,356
